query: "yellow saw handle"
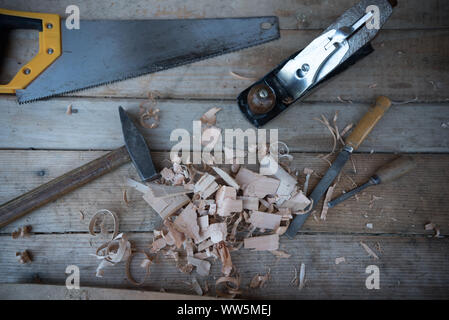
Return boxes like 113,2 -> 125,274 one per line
346,96 -> 392,150
0,8 -> 61,94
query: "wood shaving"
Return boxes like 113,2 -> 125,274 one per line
79,210 -> 85,221
125,249 -> 151,286
320,185 -> 335,220
200,107 -> 221,125
212,166 -> 239,190
270,250 -> 291,259
249,269 -> 271,289
424,223 -> 441,238
229,71 -> 257,81
12,225 -> 32,239
93,233 -> 132,278
187,256 -> 211,276
216,276 -> 241,298
299,263 -> 306,290
16,250 -> 32,264
360,241 -> 379,259
191,277 -> 203,296
123,189 -> 129,205
335,257 -> 346,265
216,241 -> 233,276
139,92 -> 160,129
88,209 -> 119,240
66,104 -> 73,115
369,195 -> 383,208
244,234 -> 279,251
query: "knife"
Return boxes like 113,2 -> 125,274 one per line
0,107 -> 157,228
285,96 -> 392,238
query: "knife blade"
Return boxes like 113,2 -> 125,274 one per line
285,96 -> 392,238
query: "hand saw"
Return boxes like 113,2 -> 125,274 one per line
0,8 -> 280,103
237,0 -> 396,127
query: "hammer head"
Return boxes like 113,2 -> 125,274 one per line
119,106 -> 159,182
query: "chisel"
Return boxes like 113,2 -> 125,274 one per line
285,96 -> 392,238
327,156 -> 416,208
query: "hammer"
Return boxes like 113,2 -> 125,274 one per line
0,107 -> 158,228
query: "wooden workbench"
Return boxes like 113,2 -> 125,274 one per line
0,0 -> 448,299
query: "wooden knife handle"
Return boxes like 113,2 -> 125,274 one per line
0,146 -> 130,228
346,96 -> 392,150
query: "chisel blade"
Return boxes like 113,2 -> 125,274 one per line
16,17 -> 280,103
285,147 -> 352,238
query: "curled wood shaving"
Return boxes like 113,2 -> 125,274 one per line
216,241 -> 233,276
93,233 -> 132,277
229,213 -> 243,241
88,209 -> 119,240
216,276 -> 241,298
12,225 -> 32,239
16,250 -> 32,264
229,71 -> 257,81
424,223 -> 441,238
125,249 -> 152,286
66,104 -> 73,115
123,189 -> 129,205
360,241 -> 379,259
200,107 -> 221,126
249,269 -> 271,289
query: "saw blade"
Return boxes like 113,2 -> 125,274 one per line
16,17 -> 279,103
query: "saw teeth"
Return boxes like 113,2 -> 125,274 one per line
17,18 -> 280,104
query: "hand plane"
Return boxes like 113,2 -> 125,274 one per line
238,0 -> 397,127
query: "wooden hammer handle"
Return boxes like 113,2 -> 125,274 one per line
346,96 -> 392,150
0,146 -> 130,228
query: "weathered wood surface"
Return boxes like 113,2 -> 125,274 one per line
0,0 -> 448,300
3,29 -> 448,101
1,233 -> 448,299
0,284 -> 217,300
1,97 -> 448,153
0,151 -> 447,236
0,0 -> 447,30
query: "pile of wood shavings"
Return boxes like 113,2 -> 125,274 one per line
123,109 -> 312,296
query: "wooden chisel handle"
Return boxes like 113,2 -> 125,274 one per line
0,146 -> 130,228
346,96 -> 392,150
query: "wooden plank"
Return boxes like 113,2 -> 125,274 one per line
1,97 -> 448,153
0,151 -> 448,236
0,232 -> 448,299
2,29 -> 448,101
0,0 -> 447,30
0,283 -> 217,300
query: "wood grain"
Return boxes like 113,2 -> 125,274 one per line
1,97 -> 448,153
0,0 -> 447,30
2,29 -> 448,101
0,151 -> 447,236
1,232 -> 448,299
0,147 -> 130,228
